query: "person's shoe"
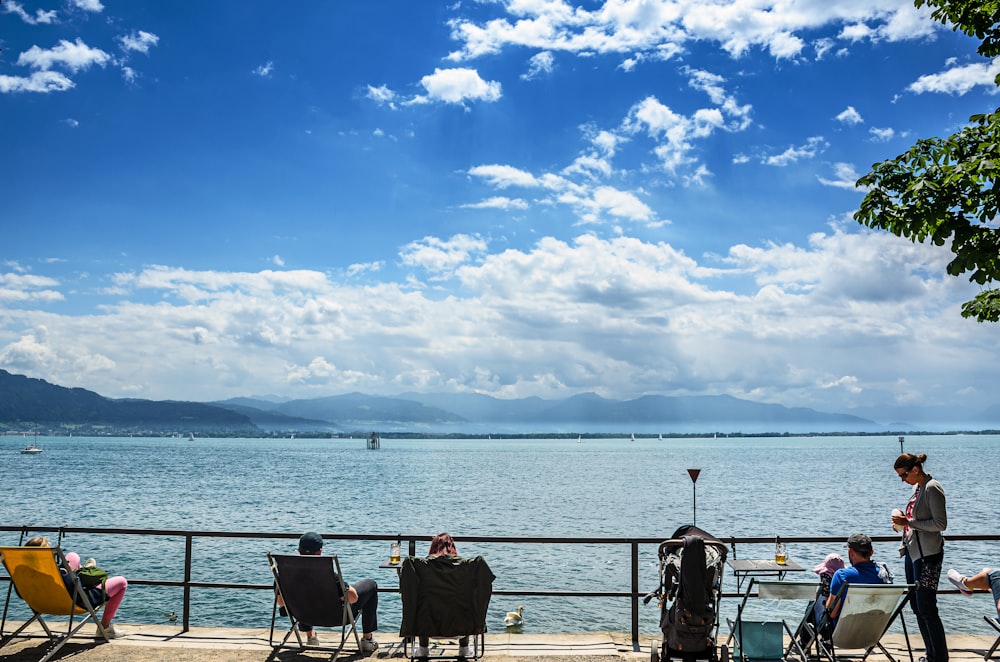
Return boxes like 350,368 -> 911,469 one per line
306,633 -> 319,646
413,644 -> 429,658
459,645 -> 475,658
948,568 -> 973,596
360,637 -> 379,653
99,623 -> 124,639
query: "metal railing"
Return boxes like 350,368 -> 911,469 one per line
3,526 -> 998,649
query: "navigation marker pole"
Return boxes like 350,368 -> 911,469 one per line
687,469 -> 701,526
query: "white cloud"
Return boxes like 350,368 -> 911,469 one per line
836,106 -> 864,125
869,127 -> 895,142
764,136 -> 828,166
366,84 -> 397,108
460,196 -> 530,210
253,61 -> 274,77
414,68 -> 502,105
0,227 -> 993,414
0,71 -> 74,94
468,165 -> 541,189
817,162 -> 862,189
18,39 -> 111,73
3,1 -> 57,24
445,0 -> 938,64
522,51 -> 555,80
399,234 -> 488,275
118,31 -> 159,54
70,0 -> 104,11
908,58 -> 1000,95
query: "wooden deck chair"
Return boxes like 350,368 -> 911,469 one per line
809,583 -> 913,662
755,579 -> 822,662
0,546 -> 111,662
267,552 -> 361,662
399,555 -> 495,661
984,615 -> 1000,660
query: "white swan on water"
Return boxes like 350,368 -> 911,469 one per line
504,605 -> 524,627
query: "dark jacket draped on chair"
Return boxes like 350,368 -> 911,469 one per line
399,555 -> 494,638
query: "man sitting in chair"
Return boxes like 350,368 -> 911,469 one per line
825,533 -> 892,623
281,531 -> 380,651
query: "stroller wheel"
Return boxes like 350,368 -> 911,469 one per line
719,645 -> 729,662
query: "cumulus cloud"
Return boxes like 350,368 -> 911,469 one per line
869,127 -> 895,142
70,0 -> 104,11
817,162 -> 862,189
445,0 -> 938,64
765,136 -> 828,166
118,31 -> 159,54
399,234 -> 488,276
17,39 -> 111,73
2,228 -> 990,413
836,106 -> 864,125
522,51 -> 555,80
3,1 -> 57,24
0,71 -> 74,94
413,67 -> 502,105
908,59 -> 1000,95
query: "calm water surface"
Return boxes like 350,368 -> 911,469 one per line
2,434 -> 997,636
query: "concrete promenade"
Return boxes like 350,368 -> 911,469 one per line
0,624 -> 998,662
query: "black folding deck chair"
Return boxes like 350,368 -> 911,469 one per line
0,545 -> 112,662
398,554 -> 495,661
984,615 -> 1000,660
267,552 -> 361,662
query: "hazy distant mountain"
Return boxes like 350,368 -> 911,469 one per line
0,369 -> 257,434
6,368 -> 972,435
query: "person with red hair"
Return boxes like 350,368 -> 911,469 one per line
413,533 -> 473,659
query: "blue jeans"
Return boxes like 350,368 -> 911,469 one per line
905,552 -> 948,662
988,569 -> 1000,616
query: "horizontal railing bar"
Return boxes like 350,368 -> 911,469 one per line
6,526 -> 998,545
4,524 -> 1000,649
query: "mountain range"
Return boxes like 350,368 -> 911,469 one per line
2,368 -> 997,435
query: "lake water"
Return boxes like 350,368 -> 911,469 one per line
2,433 -> 998,638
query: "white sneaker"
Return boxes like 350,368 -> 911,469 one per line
306,633 -> 320,646
948,568 -> 973,596
99,623 -> 124,639
360,637 -> 379,653
459,645 -> 475,658
413,644 -> 429,657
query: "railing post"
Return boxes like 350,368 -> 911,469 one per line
631,540 -> 640,650
183,534 -> 193,632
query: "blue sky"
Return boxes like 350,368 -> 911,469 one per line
2,0 -> 998,425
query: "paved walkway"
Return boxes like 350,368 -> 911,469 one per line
0,624 -> 998,662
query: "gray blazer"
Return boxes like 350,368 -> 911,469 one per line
900,475 -> 946,561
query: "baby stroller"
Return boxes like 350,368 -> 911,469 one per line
645,525 -> 729,662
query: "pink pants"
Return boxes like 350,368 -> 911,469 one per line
101,576 -> 127,621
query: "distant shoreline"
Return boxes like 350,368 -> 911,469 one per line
4,428 -> 999,439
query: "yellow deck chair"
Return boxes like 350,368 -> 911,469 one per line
0,546 -> 111,662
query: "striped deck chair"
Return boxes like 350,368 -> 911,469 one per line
0,546 -> 111,662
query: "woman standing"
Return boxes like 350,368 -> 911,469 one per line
892,453 -> 948,662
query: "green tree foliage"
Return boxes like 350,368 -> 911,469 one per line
854,0 -> 1000,322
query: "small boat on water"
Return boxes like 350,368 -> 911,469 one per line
188,433 -> 195,441
20,440 -> 43,454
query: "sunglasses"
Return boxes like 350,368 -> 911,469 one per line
898,469 -> 911,480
